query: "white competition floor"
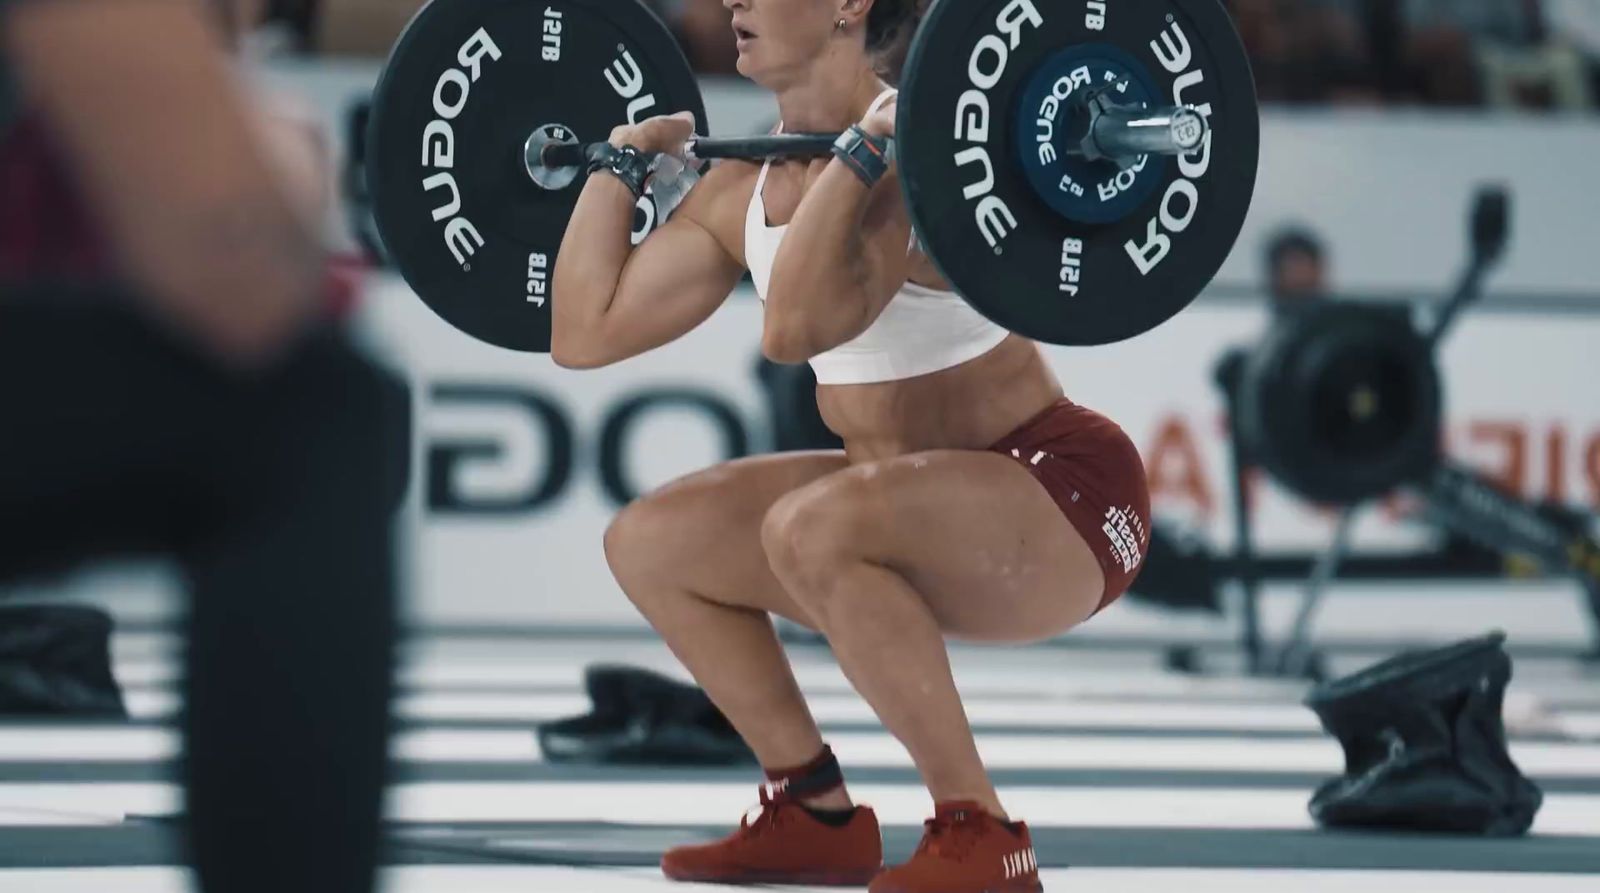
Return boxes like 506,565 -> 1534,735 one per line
2,631 -> 1599,892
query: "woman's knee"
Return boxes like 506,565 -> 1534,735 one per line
603,496 -> 671,592
761,473 -> 880,596
603,471 -> 724,596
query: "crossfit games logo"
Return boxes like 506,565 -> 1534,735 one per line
1102,505 -> 1147,574
954,0 -> 1044,251
422,28 -> 503,268
1124,20 -> 1215,276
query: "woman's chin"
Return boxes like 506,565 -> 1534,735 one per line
735,51 -> 758,80
738,55 -> 796,91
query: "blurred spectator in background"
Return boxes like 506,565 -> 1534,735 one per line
1378,0 -> 1526,106
1546,0 -> 1600,101
1231,0 -> 1382,104
1265,226 -> 1331,311
656,0 -> 740,76
288,0 -> 1599,112
1400,0 -> 1542,45
1487,0 -> 1600,109
1225,0 -> 1598,110
1546,0 -> 1600,61
227,0 -> 316,55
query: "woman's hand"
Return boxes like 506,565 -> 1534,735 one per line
859,97 -> 897,140
610,111 -> 697,156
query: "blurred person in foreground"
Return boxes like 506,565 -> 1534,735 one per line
0,1 -> 403,892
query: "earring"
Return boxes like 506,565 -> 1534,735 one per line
836,18 -> 846,30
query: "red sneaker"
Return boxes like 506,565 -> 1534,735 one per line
869,802 -> 1043,893
661,785 -> 884,886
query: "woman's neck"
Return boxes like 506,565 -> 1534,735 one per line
772,59 -> 888,135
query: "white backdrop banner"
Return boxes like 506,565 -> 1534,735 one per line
358,278 -> 1600,627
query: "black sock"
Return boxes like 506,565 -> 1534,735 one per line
800,804 -> 857,827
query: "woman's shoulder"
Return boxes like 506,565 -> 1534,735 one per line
656,157 -> 764,266
699,155 -> 764,193
674,157 -> 761,229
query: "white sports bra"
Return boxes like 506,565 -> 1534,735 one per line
744,89 -> 1010,385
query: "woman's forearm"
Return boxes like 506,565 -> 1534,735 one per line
764,161 -> 882,357
551,114 -> 696,359
549,175 -> 640,353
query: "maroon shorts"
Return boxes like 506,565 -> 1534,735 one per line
990,399 -> 1151,614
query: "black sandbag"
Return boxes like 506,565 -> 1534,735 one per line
537,664 -> 754,766
1305,632 -> 1542,836
0,603 -> 126,717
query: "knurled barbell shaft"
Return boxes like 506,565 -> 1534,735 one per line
537,133 -> 839,172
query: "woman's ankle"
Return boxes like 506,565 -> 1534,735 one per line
798,786 -> 854,812
764,743 -> 848,803
932,792 -> 1009,823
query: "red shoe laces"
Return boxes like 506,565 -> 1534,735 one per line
739,784 -> 792,836
918,809 -> 986,860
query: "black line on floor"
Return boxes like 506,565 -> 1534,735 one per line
4,821 -> 1598,873
6,761 -> 1600,793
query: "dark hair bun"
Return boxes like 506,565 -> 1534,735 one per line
866,0 -> 920,52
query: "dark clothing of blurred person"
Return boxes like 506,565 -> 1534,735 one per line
0,2 -> 404,892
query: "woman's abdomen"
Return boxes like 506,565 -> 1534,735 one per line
818,336 -> 1064,461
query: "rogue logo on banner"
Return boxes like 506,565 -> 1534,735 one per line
427,384 -> 752,515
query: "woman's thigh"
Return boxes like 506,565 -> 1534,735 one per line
769,450 -> 1107,643
605,450 -> 848,627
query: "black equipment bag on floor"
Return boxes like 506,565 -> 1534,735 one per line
1304,632 -> 1542,835
537,664 -> 754,766
0,603 -> 126,717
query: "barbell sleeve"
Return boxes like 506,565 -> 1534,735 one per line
1083,104 -> 1209,162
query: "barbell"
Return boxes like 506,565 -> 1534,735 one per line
365,0 -> 1260,353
